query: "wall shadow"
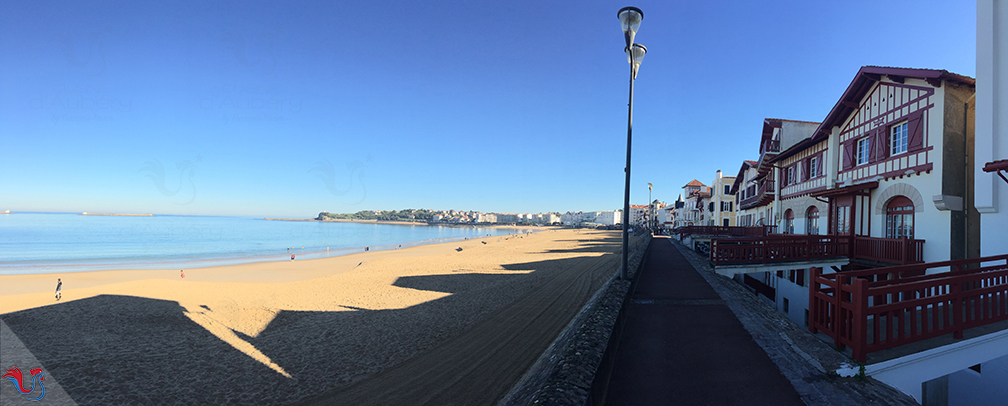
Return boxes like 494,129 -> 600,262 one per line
1,295 -> 288,405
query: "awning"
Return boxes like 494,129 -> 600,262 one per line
810,181 -> 878,198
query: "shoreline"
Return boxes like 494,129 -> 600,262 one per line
266,217 -> 552,229
0,228 -> 545,295
80,212 -> 154,217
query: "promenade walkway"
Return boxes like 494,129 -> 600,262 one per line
604,236 -> 804,405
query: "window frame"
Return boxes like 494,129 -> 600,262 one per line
891,120 -> 909,156
809,156 -> 819,178
856,137 -> 871,166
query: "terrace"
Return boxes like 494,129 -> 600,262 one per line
709,235 -> 924,267
808,254 -> 1008,363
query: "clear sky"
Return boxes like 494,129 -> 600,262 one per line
0,1 -> 977,218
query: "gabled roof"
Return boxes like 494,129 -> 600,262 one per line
684,179 -> 706,188
730,160 -> 758,194
798,66 -> 975,155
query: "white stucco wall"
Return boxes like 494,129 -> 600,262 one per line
977,0 -> 1008,257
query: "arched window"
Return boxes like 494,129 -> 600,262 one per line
886,196 -> 914,238
783,209 -> 794,234
806,206 -> 819,235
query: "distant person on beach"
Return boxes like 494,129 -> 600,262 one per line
291,254 -> 295,260
181,269 -> 185,279
55,278 -> 62,300
365,246 -> 369,252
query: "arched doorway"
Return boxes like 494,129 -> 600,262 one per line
806,206 -> 819,235
886,196 -> 915,238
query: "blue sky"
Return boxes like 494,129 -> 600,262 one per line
0,1 -> 976,218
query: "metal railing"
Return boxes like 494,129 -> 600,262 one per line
809,254 -> 1008,362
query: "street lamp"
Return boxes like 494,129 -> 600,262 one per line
619,6 -> 646,280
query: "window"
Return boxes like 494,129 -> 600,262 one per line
806,206 -> 819,235
856,137 -> 871,165
891,121 -> 908,155
720,201 -> 733,212
886,196 -> 915,238
835,205 -> 850,234
783,298 -> 790,314
796,269 -> 805,287
724,185 -> 731,195
809,156 -> 819,178
723,218 -> 730,227
783,209 -> 794,234
787,167 -> 794,185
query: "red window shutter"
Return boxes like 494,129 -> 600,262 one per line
817,152 -> 824,176
842,141 -> 853,170
875,127 -> 889,161
907,110 -> 925,151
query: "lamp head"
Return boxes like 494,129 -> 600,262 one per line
626,43 -> 647,79
618,6 -> 644,48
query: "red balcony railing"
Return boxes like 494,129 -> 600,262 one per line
739,179 -> 775,210
709,235 -> 925,266
809,254 -> 1008,362
853,236 -> 924,265
675,225 -> 776,239
710,235 -> 849,265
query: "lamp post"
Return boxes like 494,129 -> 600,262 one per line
619,6 -> 646,280
648,182 -> 653,232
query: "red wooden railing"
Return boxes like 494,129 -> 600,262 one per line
739,179 -> 775,210
709,235 -> 924,266
809,254 -> 1008,362
710,235 -> 849,265
675,225 -> 776,239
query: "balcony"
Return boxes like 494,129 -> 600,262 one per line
757,139 -> 781,174
674,225 -> 776,239
739,179 -> 775,210
809,254 -> 1008,362
709,235 -> 924,266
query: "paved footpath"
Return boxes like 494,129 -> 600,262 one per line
604,236 -> 805,405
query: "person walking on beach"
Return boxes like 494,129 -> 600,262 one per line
181,269 -> 185,279
291,254 -> 295,261
55,278 -> 62,301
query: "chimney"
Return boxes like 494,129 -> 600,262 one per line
717,170 -> 722,179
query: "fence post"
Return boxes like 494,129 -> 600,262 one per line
834,274 -> 846,351
809,267 -> 820,334
952,264 -> 964,339
852,277 -> 869,363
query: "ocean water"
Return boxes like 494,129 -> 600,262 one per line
0,212 -> 526,275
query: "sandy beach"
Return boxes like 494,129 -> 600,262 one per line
1,228 -> 642,405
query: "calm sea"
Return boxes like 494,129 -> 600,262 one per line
0,212 -> 525,275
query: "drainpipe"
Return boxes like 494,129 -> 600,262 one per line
965,91 -> 976,259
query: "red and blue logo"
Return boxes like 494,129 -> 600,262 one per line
3,367 -> 46,401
